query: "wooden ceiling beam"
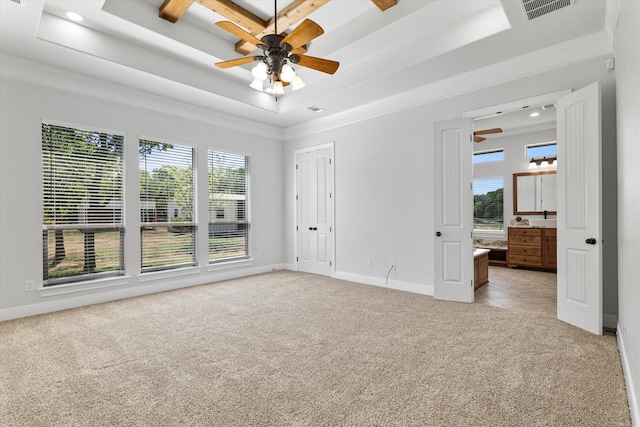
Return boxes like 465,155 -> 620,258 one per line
234,0 -> 329,55
371,0 -> 397,12
159,0 -> 196,23
196,0 -> 267,34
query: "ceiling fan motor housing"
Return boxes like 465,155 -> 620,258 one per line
259,34 -> 293,79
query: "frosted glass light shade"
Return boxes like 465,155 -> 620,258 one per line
291,75 -> 306,91
252,62 -> 268,81
249,78 -> 264,91
280,64 -> 296,83
272,81 -> 285,95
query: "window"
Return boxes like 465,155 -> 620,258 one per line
474,149 -> 504,164
526,142 -> 557,158
42,123 -> 125,285
208,150 -> 249,263
140,140 -> 196,271
474,177 -> 504,230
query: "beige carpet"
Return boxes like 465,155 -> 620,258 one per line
0,271 -> 631,426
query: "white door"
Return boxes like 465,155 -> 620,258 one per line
296,147 -> 334,276
434,119 -> 474,302
557,82 -> 602,335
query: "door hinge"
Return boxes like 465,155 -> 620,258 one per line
330,261 -> 332,266
330,226 -> 332,232
296,195 -> 298,200
296,226 -> 298,231
296,257 -> 299,262
296,164 -> 298,169
471,280 -> 473,288
330,158 -> 332,164
330,192 -> 332,198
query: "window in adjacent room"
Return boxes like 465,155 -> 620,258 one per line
42,122 -> 125,285
526,142 -> 557,158
473,177 -> 504,230
473,149 -> 504,164
208,150 -> 249,263
140,139 -> 196,272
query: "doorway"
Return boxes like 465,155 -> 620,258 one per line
468,93 -> 561,316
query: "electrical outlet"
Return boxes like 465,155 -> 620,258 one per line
366,258 -> 372,268
25,280 -> 35,292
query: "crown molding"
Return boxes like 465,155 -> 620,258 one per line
283,30 -> 614,140
0,53 -> 283,140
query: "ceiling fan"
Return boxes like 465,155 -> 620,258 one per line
473,128 -> 503,142
214,1 -> 339,95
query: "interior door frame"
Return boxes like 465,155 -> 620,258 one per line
463,87 -> 603,335
293,142 -> 335,276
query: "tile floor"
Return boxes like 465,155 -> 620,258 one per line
475,265 -> 557,315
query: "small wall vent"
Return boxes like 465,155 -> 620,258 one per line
521,0 -> 573,20
9,0 -> 25,5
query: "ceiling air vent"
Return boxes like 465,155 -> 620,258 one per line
307,106 -> 325,113
9,0 -> 25,5
521,0 -> 573,20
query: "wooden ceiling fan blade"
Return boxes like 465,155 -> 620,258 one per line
215,56 -> 257,69
216,21 -> 263,48
474,127 -> 503,136
294,55 -> 339,75
474,136 -> 486,143
280,19 -> 324,51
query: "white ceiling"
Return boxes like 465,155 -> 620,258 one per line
0,0 -> 610,136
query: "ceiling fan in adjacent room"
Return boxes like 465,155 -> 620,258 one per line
473,128 -> 503,142
214,2 -> 339,95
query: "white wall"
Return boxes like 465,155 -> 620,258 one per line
284,55 -> 618,319
614,0 -> 640,422
0,61 -> 285,320
473,127 -> 558,240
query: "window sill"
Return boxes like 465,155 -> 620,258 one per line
38,276 -> 131,297
473,230 -> 506,240
137,266 -> 202,283
207,258 -> 253,272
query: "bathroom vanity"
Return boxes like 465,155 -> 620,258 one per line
474,248 -> 490,289
507,226 -> 557,271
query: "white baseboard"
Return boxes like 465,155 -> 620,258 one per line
0,264 -> 286,322
617,326 -> 639,426
334,271 -> 434,296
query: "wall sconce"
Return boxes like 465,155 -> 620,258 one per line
529,156 -> 557,169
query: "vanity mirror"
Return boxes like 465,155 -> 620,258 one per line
513,170 -> 557,215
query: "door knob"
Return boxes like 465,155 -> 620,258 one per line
436,232 -> 442,237
585,238 -> 597,245
309,227 -> 317,231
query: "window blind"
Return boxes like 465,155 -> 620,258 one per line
473,177 -> 504,230
139,140 -> 196,271
208,150 -> 249,263
42,123 -> 125,285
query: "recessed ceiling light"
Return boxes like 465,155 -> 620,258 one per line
66,11 -> 84,22
529,111 -> 540,117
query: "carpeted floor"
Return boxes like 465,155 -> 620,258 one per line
0,271 -> 631,426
